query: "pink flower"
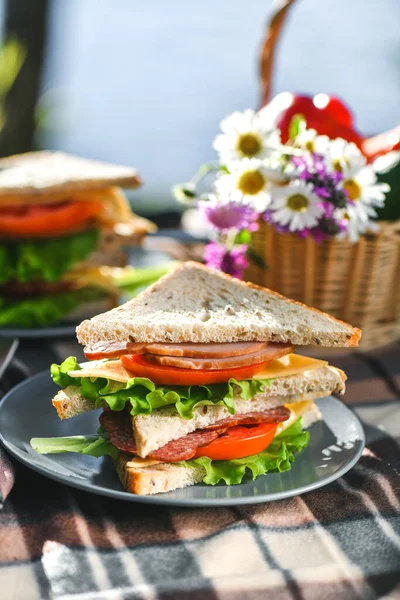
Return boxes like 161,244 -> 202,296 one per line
199,197 -> 259,232
204,242 -> 248,279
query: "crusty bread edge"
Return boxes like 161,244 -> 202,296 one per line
116,454 -> 205,495
0,151 -> 142,196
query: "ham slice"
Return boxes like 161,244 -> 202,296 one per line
84,341 -> 146,360
142,342 -> 268,358
147,342 -> 295,370
84,341 -> 269,361
99,406 -> 290,462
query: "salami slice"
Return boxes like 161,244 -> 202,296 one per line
204,407 -> 290,431
148,429 -> 224,462
99,410 -> 137,454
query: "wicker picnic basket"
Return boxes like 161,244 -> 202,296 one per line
245,0 -> 400,350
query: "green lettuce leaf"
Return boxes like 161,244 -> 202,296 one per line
112,264 -> 175,294
30,434 -> 118,460
185,418 -> 310,485
0,229 -> 99,284
51,356 -> 272,419
0,288 -> 106,328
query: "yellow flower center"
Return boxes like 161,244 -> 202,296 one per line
236,133 -> 262,157
305,140 -> 314,152
343,179 -> 361,201
286,193 -> 309,212
333,158 -> 343,172
237,170 -> 266,195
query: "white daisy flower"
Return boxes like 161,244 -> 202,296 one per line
269,181 -> 324,232
341,161 -> 390,210
325,137 -> 363,173
336,204 -> 379,243
214,158 -> 274,212
294,128 -> 330,155
213,109 -> 281,164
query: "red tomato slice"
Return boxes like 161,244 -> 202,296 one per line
0,201 -> 101,237
194,423 -> 278,460
121,354 -> 270,386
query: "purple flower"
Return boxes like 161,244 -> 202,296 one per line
199,198 -> 259,232
204,242 -> 249,279
291,152 -> 347,210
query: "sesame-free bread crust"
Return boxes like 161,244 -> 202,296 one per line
76,261 -> 361,348
0,151 -> 141,198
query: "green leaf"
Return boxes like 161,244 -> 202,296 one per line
52,357 -> 272,419
0,288 -> 106,328
1,229 -> 99,284
185,418 -> 309,485
111,264 -> 174,294
30,434 -> 118,460
51,356 -> 81,387
235,229 -> 252,245
289,114 -> 307,142
246,247 -> 267,270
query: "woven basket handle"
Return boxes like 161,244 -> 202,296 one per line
259,0 -> 297,107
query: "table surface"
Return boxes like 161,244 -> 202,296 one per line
0,247 -> 399,600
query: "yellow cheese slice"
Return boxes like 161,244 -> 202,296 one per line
68,359 -> 132,383
63,266 -> 120,296
126,457 -> 163,469
276,400 -> 314,435
251,353 -> 328,380
69,353 -> 328,384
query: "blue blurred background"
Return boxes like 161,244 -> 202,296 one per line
1,0 -> 399,218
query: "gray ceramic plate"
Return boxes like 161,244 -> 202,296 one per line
0,371 -> 365,506
0,324 -> 77,339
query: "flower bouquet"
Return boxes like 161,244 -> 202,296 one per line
174,1 -> 400,349
175,109 -> 391,277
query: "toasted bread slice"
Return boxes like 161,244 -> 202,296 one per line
76,261 -> 361,347
0,151 -> 141,198
116,402 -> 322,495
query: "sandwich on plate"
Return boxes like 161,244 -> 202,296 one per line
0,150 -> 156,328
31,261 -> 361,495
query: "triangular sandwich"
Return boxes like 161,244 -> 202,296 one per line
31,262 -> 360,495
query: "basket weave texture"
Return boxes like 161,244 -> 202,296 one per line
245,222 -> 400,349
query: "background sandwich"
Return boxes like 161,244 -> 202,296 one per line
32,262 -> 360,495
0,150 -> 156,327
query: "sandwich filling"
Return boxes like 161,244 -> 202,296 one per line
32,342 -> 346,488
0,187 -> 156,327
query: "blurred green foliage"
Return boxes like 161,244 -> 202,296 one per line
376,161 -> 400,221
0,38 -> 26,130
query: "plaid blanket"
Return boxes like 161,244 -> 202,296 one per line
1,339 -> 400,600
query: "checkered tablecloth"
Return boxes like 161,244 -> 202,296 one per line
1,339 -> 400,600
